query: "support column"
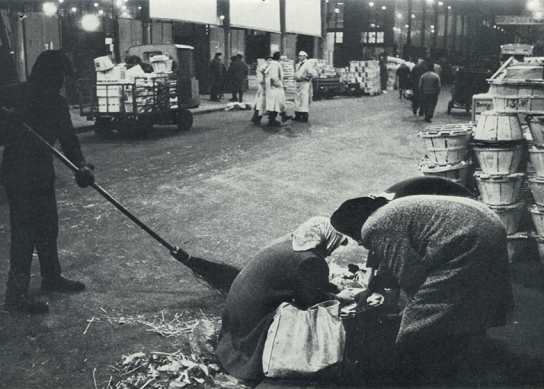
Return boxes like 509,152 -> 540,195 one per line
141,1 -> 151,45
443,4 -> 449,51
406,0 -> 413,49
432,0 -> 438,49
280,0 -> 286,54
451,10 -> 457,52
420,0 -> 426,48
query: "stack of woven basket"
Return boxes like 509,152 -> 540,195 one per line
486,61 -> 544,262
471,110 -> 528,259
525,115 -> 544,261
418,124 -> 473,187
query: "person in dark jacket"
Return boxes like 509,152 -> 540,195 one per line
396,62 -> 411,99
418,62 -> 441,123
0,50 -> 95,314
410,58 -> 428,116
227,54 -> 249,103
209,52 -> 224,101
331,192 -> 514,386
216,217 -> 353,385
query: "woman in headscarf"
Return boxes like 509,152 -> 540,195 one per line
216,217 -> 351,385
330,192 -> 514,386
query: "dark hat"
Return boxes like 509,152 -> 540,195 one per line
384,176 -> 474,199
215,52 -> 222,57
330,197 -> 389,242
236,54 -> 244,59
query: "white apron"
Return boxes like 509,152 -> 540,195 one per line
294,60 -> 315,113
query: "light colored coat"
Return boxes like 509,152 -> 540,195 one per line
253,62 -> 269,115
294,60 -> 315,112
265,61 -> 286,113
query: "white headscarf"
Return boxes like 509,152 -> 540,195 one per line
292,216 -> 347,253
299,51 -> 308,57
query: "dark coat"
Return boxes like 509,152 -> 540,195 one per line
0,82 -> 86,197
227,59 -> 249,87
396,64 -> 411,89
410,62 -> 428,91
215,235 -> 337,381
419,71 -> 441,95
361,195 -> 514,347
209,57 -> 224,87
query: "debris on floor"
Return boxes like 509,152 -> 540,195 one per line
108,315 -> 247,389
224,102 -> 252,111
109,349 -> 250,388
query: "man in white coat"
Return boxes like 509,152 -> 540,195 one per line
293,51 -> 315,122
251,57 -> 272,125
265,52 -> 292,127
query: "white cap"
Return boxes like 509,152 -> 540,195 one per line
298,51 -> 308,57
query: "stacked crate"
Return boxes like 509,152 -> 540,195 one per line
94,56 -> 126,113
280,58 -> 296,94
345,60 -> 381,95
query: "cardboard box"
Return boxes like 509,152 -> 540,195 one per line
94,56 -> 114,71
96,85 -> 122,97
96,65 -> 127,83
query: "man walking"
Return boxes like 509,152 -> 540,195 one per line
265,52 -> 291,126
410,58 -> 428,116
209,52 -> 224,102
419,62 -> 441,123
293,51 -> 315,122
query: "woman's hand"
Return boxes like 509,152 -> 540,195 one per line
335,289 -> 355,305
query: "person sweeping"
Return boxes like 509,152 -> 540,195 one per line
0,50 -> 95,314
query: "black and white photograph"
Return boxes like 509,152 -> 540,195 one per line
0,0 -> 543,388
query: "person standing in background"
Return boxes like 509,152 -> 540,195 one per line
209,52 -> 224,102
379,54 -> 388,93
228,54 -> 249,103
251,57 -> 272,125
234,54 -> 249,103
419,62 -> 441,123
293,51 -> 315,122
265,52 -> 292,127
410,57 -> 428,116
396,62 -> 411,100
227,56 -> 238,102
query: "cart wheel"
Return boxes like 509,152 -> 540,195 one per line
175,109 -> 193,131
117,119 -> 135,138
94,117 -> 113,137
135,116 -> 154,134
447,101 -> 453,114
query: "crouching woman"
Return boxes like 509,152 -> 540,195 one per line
331,195 -> 514,386
215,217 -> 352,386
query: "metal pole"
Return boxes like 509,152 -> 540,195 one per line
420,0 -> 426,49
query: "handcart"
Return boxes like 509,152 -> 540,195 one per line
447,70 -> 492,114
79,44 -> 200,137
312,76 -> 347,100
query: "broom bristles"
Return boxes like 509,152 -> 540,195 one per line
184,256 -> 240,296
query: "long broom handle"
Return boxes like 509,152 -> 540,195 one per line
22,122 -> 176,253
